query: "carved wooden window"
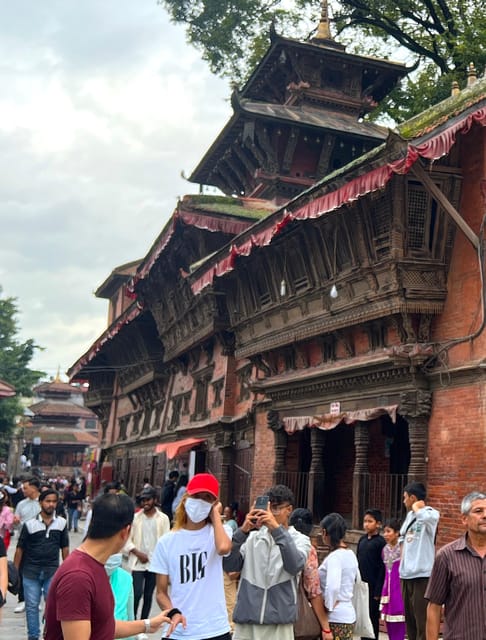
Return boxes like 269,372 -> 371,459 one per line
212,378 -> 224,407
253,258 -> 272,308
283,346 -> 296,371
285,241 -> 310,293
237,364 -> 253,402
169,396 -> 182,430
370,191 -> 391,258
152,403 -> 163,432
131,410 -> 142,435
407,181 -> 439,256
140,402 -> 152,436
321,336 -> 336,362
367,323 -> 386,350
194,379 -> 209,420
118,416 -> 130,441
182,392 -> 191,415
192,366 -> 213,421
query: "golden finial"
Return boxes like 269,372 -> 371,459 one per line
315,0 -> 332,41
467,62 -> 477,86
55,366 -> 61,383
451,80 -> 460,96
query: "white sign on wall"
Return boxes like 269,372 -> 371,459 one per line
330,402 -> 341,416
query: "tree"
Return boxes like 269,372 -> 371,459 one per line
0,288 -> 44,459
160,0 -> 486,120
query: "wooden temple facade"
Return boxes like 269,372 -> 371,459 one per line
70,13 -> 486,542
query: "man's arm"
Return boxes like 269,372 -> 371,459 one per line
13,546 -> 23,569
61,546 -> 70,561
156,573 -> 173,610
61,619 -> 91,640
426,602 -> 442,640
210,501 -> 232,555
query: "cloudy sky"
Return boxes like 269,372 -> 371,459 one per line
0,1 -> 231,380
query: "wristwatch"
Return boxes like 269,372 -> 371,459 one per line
144,619 -> 151,633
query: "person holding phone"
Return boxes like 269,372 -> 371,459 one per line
224,484 -> 311,640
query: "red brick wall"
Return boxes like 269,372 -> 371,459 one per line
250,407 -> 276,500
427,125 -> 486,545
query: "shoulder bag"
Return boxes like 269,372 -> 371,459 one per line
352,568 -> 375,638
294,576 -> 321,640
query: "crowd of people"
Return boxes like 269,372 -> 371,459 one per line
0,473 -> 485,640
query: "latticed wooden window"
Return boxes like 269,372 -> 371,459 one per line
253,258 -> 272,307
371,191 -> 391,258
286,241 -> 310,293
407,182 -> 438,255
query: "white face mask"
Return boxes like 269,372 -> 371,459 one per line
105,553 -> 123,576
185,497 -> 213,523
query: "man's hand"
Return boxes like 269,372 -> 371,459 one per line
209,501 -> 223,524
132,549 -> 149,564
153,609 -> 187,636
255,509 -> 280,531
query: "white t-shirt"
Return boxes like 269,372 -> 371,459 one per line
150,524 -> 230,640
318,548 -> 358,624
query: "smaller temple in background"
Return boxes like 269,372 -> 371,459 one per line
24,376 -> 99,478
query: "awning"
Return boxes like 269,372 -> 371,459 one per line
155,437 -> 205,460
283,405 -> 398,434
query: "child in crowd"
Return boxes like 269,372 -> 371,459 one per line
380,519 -> 406,640
357,508 -> 386,640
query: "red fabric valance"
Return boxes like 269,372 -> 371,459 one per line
283,405 -> 398,434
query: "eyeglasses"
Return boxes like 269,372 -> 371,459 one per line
270,503 -> 290,514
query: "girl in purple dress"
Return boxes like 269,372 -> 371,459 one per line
380,519 -> 406,640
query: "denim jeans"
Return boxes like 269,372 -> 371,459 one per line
68,507 -> 79,531
23,571 -> 52,639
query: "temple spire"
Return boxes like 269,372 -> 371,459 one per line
316,0 -> 331,41
312,0 -> 343,49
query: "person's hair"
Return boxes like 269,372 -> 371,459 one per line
290,508 -> 313,537
461,491 -> 486,515
25,477 -> 41,491
364,508 -> 382,523
172,493 -> 188,530
175,474 -> 188,492
321,512 -> 347,550
267,484 -> 295,506
404,482 -> 426,501
383,518 -> 401,532
168,470 -> 179,480
103,481 -> 120,494
39,489 -> 59,502
87,493 -> 134,539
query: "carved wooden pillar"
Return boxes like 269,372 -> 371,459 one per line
400,390 -> 432,484
307,427 -> 325,512
267,410 -> 288,482
352,421 -> 369,529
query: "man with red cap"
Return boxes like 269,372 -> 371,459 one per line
150,472 -> 232,640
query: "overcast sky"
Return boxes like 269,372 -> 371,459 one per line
0,1 -> 231,380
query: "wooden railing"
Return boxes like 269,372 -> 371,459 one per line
274,470 -> 407,525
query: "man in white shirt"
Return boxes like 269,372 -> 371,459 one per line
13,477 -> 41,613
124,487 -> 170,620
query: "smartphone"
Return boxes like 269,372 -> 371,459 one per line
254,495 -> 269,510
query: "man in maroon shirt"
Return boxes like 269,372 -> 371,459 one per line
44,493 -> 182,640
425,491 -> 486,640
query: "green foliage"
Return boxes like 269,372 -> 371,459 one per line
160,0 -> 486,120
0,288 -> 44,454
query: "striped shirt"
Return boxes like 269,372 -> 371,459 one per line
425,534 -> 486,639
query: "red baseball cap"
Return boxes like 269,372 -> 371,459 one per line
186,473 -> 219,499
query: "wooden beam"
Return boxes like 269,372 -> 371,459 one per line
412,161 -> 479,250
